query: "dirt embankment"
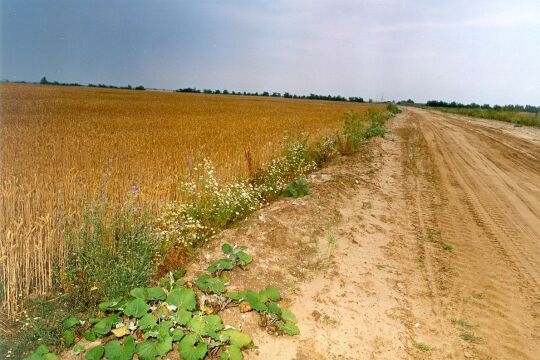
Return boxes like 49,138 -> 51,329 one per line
189,108 -> 540,359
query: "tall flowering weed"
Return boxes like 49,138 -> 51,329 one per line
155,107 -> 395,249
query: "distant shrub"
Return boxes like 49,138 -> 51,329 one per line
386,103 -> 401,114
282,178 -> 311,198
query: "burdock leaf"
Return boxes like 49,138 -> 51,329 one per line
166,288 -> 196,310
146,287 -> 166,301
220,329 -> 252,348
207,259 -> 234,273
219,345 -> 243,360
179,333 -> 207,360
63,330 -> 75,347
236,251 -> 252,266
221,243 -> 233,254
123,298 -> 149,318
193,275 -> 226,294
280,308 -> 297,324
63,316 -> 80,329
282,321 -> 300,335
245,290 -> 267,312
85,345 -> 104,360
259,287 -> 280,302
173,309 -> 193,326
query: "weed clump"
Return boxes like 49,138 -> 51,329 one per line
23,244 -> 299,360
62,201 -> 158,306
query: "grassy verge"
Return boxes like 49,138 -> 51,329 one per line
426,106 -> 539,127
1,105 -> 399,359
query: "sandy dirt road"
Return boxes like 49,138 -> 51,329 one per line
184,107 -> 540,359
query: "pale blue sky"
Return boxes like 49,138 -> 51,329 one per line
1,0 -> 539,104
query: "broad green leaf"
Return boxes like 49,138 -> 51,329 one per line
227,291 -> 247,303
193,274 -> 226,294
98,298 -> 124,311
282,321 -> 300,336
123,336 -> 136,357
93,315 -> 122,335
155,336 -> 173,356
172,328 -> 184,341
85,345 -> 104,360
43,355 -> 58,360
221,243 -> 233,254
173,309 -> 193,326
136,341 -> 158,360
179,333 -> 207,360
236,251 -> 252,266
104,340 -> 122,360
63,315 -> 80,329
207,259 -> 234,273
24,354 -> 42,360
63,330 -> 75,347
83,330 -> 97,341
157,321 -> 174,340
36,344 -> 50,355
280,308 -> 297,324
123,298 -> 149,318
259,287 -> 281,302
166,288 -> 196,310
146,287 -> 166,300
245,290 -> 267,312
204,315 -> 224,340
220,329 -> 252,348
220,345 -> 243,360
129,288 -> 146,299
266,302 -> 282,315
73,344 -> 85,354
173,268 -> 187,280
187,315 -> 206,335
138,314 -> 157,330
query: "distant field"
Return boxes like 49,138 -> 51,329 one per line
0,83 -> 376,314
428,107 -> 539,127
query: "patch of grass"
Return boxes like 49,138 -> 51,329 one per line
414,342 -> 435,352
442,243 -> 453,251
471,291 -> 485,299
460,332 -> 479,342
62,201 -> 159,307
426,228 -> 441,242
451,318 -> 478,329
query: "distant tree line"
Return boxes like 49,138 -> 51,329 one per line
35,76 -> 145,90
426,100 -> 539,113
175,87 -> 365,103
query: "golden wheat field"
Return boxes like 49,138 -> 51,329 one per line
0,83 -> 375,315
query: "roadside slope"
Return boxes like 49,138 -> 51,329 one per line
191,108 -> 540,359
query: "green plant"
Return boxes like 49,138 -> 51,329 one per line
460,332 -> 479,342
62,201 -> 158,306
386,103 -> 401,114
22,244 -> 298,360
282,178 -> 311,198
414,342 -> 434,352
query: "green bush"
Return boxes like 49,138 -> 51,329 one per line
62,202 -> 158,306
282,178 -> 311,198
386,103 -> 401,114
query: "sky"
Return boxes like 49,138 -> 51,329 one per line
1,0 -> 539,105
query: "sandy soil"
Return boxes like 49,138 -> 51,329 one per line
187,107 -> 540,359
